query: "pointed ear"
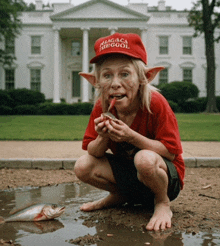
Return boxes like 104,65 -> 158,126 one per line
145,66 -> 165,83
79,72 -> 97,86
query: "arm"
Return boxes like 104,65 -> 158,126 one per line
129,129 -> 175,161
87,135 -> 109,158
87,116 -> 110,158
106,120 -> 175,161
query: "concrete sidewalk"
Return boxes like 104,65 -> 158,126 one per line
0,141 -> 220,170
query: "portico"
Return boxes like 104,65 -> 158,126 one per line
50,0 -> 149,103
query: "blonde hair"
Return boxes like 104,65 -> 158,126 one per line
93,54 -> 158,113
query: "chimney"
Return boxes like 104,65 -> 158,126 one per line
35,0 -> 43,10
158,0 -> 166,11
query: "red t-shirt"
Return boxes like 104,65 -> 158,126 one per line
82,91 -> 185,189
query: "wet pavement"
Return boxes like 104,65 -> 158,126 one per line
0,183 -> 219,246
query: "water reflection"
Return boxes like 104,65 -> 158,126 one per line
0,183 -> 219,246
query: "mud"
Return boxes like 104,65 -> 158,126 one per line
0,167 -> 219,245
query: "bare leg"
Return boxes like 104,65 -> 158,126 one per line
134,150 -> 173,231
74,154 -> 126,211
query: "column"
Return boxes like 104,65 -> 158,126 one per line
53,27 -> 61,103
81,27 -> 90,102
141,28 -> 148,51
109,27 -> 118,35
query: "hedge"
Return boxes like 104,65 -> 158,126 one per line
1,88 -> 219,115
158,81 -> 199,104
0,105 -> 13,115
7,88 -> 45,107
0,90 -> 14,107
168,96 -> 220,113
0,102 -> 94,115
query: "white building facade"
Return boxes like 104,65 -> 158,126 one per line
0,0 -> 219,103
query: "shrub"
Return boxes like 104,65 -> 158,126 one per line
158,81 -> 199,104
13,105 -> 38,115
38,103 -> 76,115
76,102 -> 93,115
8,88 -> 45,107
0,90 -> 14,107
180,100 -> 202,113
216,96 -> 220,111
195,97 -> 208,112
0,105 -> 12,115
167,100 -> 180,113
37,102 -> 93,115
45,98 -> 66,103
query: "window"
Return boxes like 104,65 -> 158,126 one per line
31,36 -> 41,54
5,37 -> 15,54
183,68 -> 192,82
30,69 -> 41,91
72,42 -> 81,56
159,68 -> 168,84
159,36 -> 169,55
5,69 -> 15,90
183,36 -> 192,55
72,71 -> 81,97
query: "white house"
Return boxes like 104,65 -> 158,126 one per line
0,0 -> 219,103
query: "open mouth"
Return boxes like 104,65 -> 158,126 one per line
58,207 -> 65,214
110,94 -> 126,100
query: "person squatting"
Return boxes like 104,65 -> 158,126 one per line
74,32 -> 185,231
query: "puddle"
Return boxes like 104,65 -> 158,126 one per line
0,183 -> 219,246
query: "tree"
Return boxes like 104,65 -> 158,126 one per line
24,3 -> 36,11
188,0 -> 220,113
0,0 -> 26,65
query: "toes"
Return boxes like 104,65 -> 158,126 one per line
160,221 -> 167,231
146,218 -> 156,231
146,218 -> 171,231
154,220 -> 162,231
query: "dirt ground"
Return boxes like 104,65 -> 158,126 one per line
0,167 -> 219,236
0,168 -> 220,246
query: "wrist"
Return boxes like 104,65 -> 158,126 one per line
127,129 -> 136,145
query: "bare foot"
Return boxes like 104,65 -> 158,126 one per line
146,202 -> 173,231
80,193 -> 126,212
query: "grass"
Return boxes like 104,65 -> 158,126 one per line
0,114 -> 219,141
0,116 -> 89,141
176,113 -> 220,141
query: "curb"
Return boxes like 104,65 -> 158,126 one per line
0,158 -> 78,170
184,157 -> 220,168
0,157 -> 220,169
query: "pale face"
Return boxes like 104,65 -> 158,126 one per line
99,56 -> 140,114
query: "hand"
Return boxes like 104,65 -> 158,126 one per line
104,119 -> 134,143
94,116 -> 109,138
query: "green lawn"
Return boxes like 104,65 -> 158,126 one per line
0,116 -> 89,141
0,114 -> 219,141
176,113 -> 220,141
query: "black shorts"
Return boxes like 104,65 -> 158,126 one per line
106,153 -> 180,210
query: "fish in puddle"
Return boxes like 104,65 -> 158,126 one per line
0,203 -> 65,224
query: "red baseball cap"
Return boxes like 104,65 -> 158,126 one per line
90,33 -> 147,64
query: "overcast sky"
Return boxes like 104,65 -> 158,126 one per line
24,0 -> 196,11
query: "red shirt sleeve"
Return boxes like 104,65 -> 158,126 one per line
82,100 -> 102,150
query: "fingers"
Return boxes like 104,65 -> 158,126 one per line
94,117 -> 109,135
105,119 -> 123,130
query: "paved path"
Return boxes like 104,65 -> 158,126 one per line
1,141 -> 220,169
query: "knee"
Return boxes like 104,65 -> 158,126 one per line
74,155 -> 94,182
134,150 -> 158,178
